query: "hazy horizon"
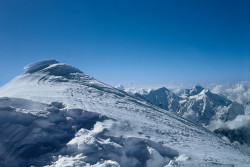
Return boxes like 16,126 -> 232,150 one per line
0,58 -> 249,89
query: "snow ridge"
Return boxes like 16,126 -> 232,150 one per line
0,60 -> 249,166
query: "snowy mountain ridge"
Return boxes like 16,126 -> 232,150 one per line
0,60 -> 249,167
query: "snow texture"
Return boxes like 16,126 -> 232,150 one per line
0,60 -> 249,166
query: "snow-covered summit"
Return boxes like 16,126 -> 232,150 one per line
178,84 -> 205,97
24,59 -> 60,73
24,59 -> 83,76
0,60 -> 249,166
189,84 -> 204,96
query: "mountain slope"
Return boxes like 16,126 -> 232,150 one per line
0,60 -> 249,167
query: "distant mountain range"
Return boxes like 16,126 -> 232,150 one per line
132,83 -> 250,155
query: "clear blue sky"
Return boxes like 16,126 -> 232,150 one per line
0,0 -> 249,86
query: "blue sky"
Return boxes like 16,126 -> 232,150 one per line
0,0 -> 249,86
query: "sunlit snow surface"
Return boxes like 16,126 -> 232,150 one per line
0,60 -> 249,166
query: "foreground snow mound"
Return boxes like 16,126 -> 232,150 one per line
0,98 -> 101,166
0,60 -> 249,166
52,121 -> 179,167
0,98 -> 181,167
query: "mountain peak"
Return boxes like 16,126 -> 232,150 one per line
194,84 -> 204,90
189,84 -> 204,96
24,59 -> 83,76
157,87 -> 169,92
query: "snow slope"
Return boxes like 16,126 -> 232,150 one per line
0,60 -> 249,166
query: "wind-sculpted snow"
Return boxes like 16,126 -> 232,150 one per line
51,120 -> 180,167
24,59 -> 83,80
24,59 -> 60,73
42,63 -> 83,77
0,98 -> 102,166
0,60 -> 249,166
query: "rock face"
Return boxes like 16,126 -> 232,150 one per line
0,60 -> 249,166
